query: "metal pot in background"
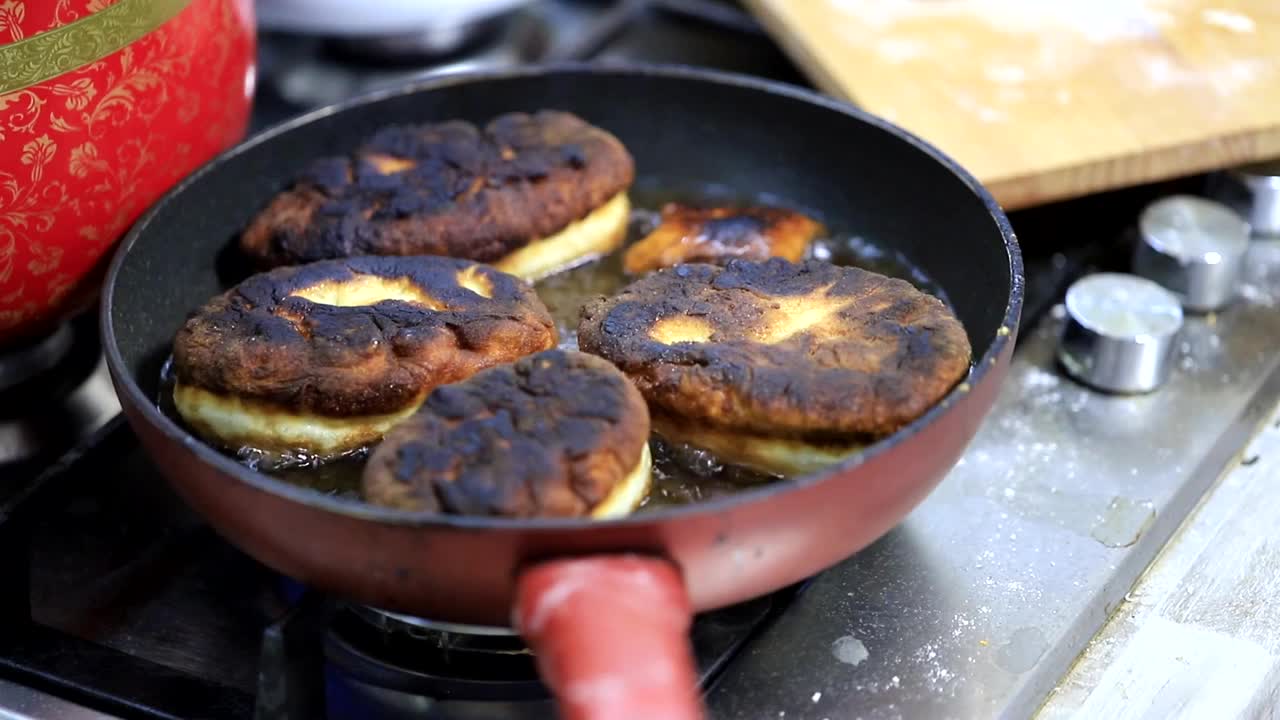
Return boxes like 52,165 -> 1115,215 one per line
255,0 -> 532,44
0,0 -> 257,347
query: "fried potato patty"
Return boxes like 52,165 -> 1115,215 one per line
623,203 -> 824,275
362,350 -> 651,518
172,256 -> 556,456
240,111 -> 634,277
577,258 -> 971,472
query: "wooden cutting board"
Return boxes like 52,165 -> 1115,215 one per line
741,0 -> 1280,209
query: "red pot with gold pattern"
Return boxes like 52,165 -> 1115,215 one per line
0,0 -> 255,346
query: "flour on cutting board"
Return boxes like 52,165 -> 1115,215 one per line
823,0 -> 1271,97
829,0 -> 1163,42
746,0 -> 1280,205
1201,7 -> 1256,33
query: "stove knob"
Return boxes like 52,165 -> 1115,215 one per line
1058,273 -> 1183,394
1133,195 -> 1249,312
1230,160 -> 1280,237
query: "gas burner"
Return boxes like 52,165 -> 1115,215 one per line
327,605 -> 545,708
348,605 -> 519,638
263,11 -> 549,113
0,323 -> 74,394
319,595 -> 780,718
325,15 -> 515,65
0,312 -> 117,473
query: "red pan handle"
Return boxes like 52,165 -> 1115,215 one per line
514,555 -> 703,720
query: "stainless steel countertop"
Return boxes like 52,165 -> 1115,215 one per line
707,239 -> 1280,719
1039,394 -> 1280,718
0,678 -> 117,720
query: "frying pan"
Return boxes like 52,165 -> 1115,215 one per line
101,64 -> 1022,720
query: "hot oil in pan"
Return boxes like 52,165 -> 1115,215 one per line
157,188 -> 947,512
155,359 -> 369,499
538,184 -> 950,348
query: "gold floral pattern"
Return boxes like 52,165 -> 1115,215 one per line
0,1 -> 25,42
40,0 -> 125,30
50,1 -> 74,27
0,0 -> 190,96
19,134 -> 54,181
0,89 -> 43,140
0,159 -> 72,328
52,77 -> 96,109
0,0 -> 252,338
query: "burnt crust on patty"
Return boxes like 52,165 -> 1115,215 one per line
240,111 -> 635,268
623,203 -> 825,274
578,258 -> 971,440
362,350 -> 650,517
173,256 -> 557,417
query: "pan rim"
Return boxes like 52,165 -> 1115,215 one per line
101,61 -> 1024,531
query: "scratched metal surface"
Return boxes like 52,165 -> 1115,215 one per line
0,678 -> 118,720
706,239 -> 1280,720
1038,397 -> 1280,719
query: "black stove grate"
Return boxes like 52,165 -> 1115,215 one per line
0,420 -> 257,720
0,419 -> 793,719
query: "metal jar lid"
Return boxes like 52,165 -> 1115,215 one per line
1134,195 -> 1249,312
1058,273 -> 1184,394
1230,159 -> 1280,237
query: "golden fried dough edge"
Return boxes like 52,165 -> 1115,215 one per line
623,204 -> 825,275
361,350 -> 651,518
172,256 -> 557,417
240,111 -> 635,268
578,259 -> 972,440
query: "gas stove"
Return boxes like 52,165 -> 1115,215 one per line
3,2 -> 1280,719
0,422 -> 783,720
